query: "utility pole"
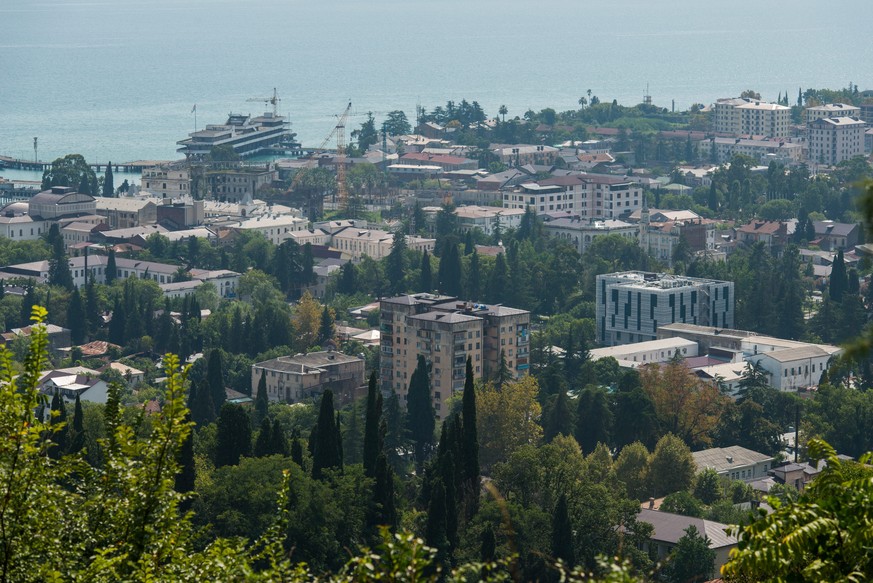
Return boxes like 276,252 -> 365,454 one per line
33,137 -> 38,163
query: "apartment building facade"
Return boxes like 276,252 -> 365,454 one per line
251,351 -> 365,404
504,174 -> 643,219
380,294 -> 530,418
713,98 -> 791,137
807,116 -> 866,165
804,103 -> 861,124
595,271 -> 734,346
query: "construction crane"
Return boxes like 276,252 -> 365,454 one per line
290,101 -> 353,212
247,88 -> 281,117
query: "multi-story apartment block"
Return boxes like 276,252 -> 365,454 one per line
380,294 -> 530,418
807,116 -> 866,165
804,103 -> 861,124
595,272 -> 734,346
141,165 -> 191,198
251,351 -> 365,405
713,97 -> 790,137
504,174 -> 642,219
700,137 -> 803,165
332,227 -> 435,260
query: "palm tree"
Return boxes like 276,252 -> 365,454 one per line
498,104 -> 508,122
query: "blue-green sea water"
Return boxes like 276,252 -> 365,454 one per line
3,0 -> 873,165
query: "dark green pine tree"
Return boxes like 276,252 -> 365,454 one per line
486,252 -> 508,303
68,393 -> 86,455
370,452 -> 397,531
254,417 -> 273,457
338,261 -> 357,295
406,355 -> 435,469
440,450 -> 459,553
551,492 -> 575,568
206,349 -> 226,416
188,380 -> 215,426
214,403 -> 251,467
84,280 -> 100,337
48,391 -> 69,459
319,306 -> 334,345
830,248 -> 847,302
20,286 -> 37,327
102,163 -> 114,197
108,298 -> 126,346
106,249 -> 117,284
461,356 -> 480,517
78,173 -> 91,197
66,289 -> 87,345
848,268 -> 860,295
270,418 -> 289,456
386,230 -> 407,296
419,250 -> 433,292
384,389 -> 405,472
290,429 -> 304,467
481,523 -> 496,562
437,242 -> 463,297
424,478 -> 449,568
575,386 -> 613,454
47,224 -> 73,290
467,250 -> 481,300
544,390 -> 574,443
310,390 -> 343,479
362,371 -> 383,477
175,414 -> 196,507
464,231 -> 474,255
254,370 -> 269,425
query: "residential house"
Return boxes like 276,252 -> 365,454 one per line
454,205 -> 525,235
692,445 -> 775,482
95,196 -> 160,228
734,220 -> 794,251
543,216 -> 637,256
38,368 -> 109,405
491,144 -> 558,166
812,220 -> 860,250
251,351 -> 365,406
805,103 -> 861,124
588,337 -> 698,368
2,324 -> 71,355
637,509 -> 738,575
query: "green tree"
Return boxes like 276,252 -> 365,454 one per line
254,369 -> 269,425
319,305 -> 335,345
551,492 -> 575,568
386,230 -> 407,296
693,468 -> 721,505
352,112 -> 379,151
371,453 -> 396,531
47,223 -> 73,290
310,389 -> 343,479
206,349 -> 226,416
105,249 -> 117,284
175,413 -> 195,502
829,248 -> 847,302
543,390 -> 574,443
363,371 -> 383,478
48,390 -> 69,459
102,163 -> 114,197
254,417 -> 273,457
215,403 -> 252,467
437,242 -> 463,297
461,356 -> 480,518
660,490 -> 704,517
382,110 -> 411,136
41,153 -> 97,192
575,386 -> 612,454
419,250 -> 433,292
615,441 -> 651,501
648,434 -> 695,497
337,261 -> 358,295
665,525 -> 715,583
66,289 -> 87,345
406,355 -> 435,468
188,379 -> 215,427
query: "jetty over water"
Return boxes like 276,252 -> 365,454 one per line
0,156 -> 173,173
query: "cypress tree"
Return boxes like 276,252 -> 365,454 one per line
67,289 -> 87,345
69,393 -> 86,455
420,250 -> 433,292
441,450 -> 459,552
47,224 -> 73,290
206,350 -> 225,416
486,252 -> 507,303
102,163 -> 114,197
108,298 -> 126,346
335,411 -> 344,466
363,371 -> 383,477
468,250 -> 481,299
20,286 -> 37,327
848,268 -> 860,295
370,453 -> 397,531
214,403 -> 251,467
575,386 -> 613,454
254,417 -> 273,457
384,390 -> 405,472
78,173 -> 90,196
188,379 -> 215,426
406,355 -> 435,469
319,306 -> 334,344
481,523 -> 496,562
437,242 -> 463,297
830,249 -> 847,302
105,249 -> 117,284
85,280 -> 100,336
464,230 -> 474,255
311,390 -> 343,479
48,391 -> 69,459
254,370 -> 269,424
424,478 -> 449,566
461,356 -> 480,517
338,261 -> 357,295
175,414 -> 196,505
290,429 -> 304,467
386,230 -> 407,295
544,390 -> 574,443
551,493 -> 574,568
270,418 -> 289,456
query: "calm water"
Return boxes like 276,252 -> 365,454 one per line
3,0 -> 873,165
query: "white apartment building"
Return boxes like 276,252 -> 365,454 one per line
588,337 -> 698,368
804,103 -> 861,124
141,165 -> 191,197
504,174 -> 643,219
713,97 -> 790,137
701,137 -> 803,165
736,102 -> 791,138
95,196 -> 160,229
543,217 -> 637,255
230,214 -> 308,245
596,272 -> 734,346
807,116 -> 866,166
454,205 -> 525,235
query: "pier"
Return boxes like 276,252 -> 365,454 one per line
0,156 -> 172,174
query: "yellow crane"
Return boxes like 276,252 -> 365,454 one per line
291,101 -> 353,212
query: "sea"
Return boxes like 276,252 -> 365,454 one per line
3,0 -> 873,184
